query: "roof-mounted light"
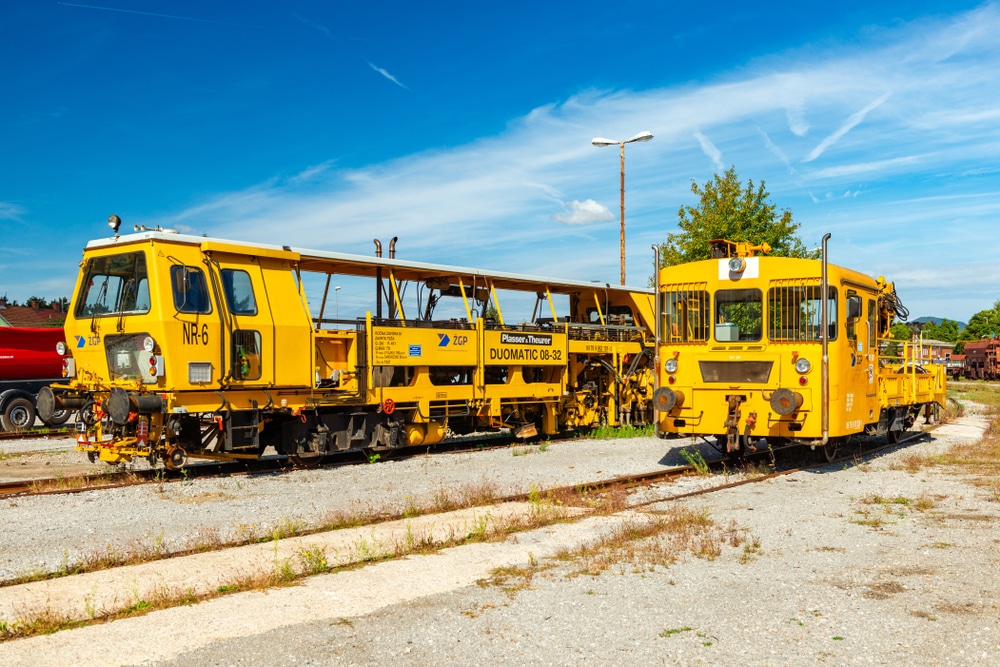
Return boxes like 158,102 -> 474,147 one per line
108,214 -> 122,235
728,257 -> 746,273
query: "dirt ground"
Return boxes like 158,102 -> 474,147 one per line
0,445 -> 98,482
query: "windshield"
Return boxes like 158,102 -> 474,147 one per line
75,252 -> 150,317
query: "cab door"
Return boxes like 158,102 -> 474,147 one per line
843,290 -> 875,432
210,258 -> 275,387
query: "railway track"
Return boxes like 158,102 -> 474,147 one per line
0,424 -> 934,501
0,431 -> 525,498
0,427 -> 73,441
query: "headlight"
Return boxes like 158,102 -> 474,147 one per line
142,336 -> 156,352
664,358 -> 678,373
728,257 -> 746,273
795,358 -> 811,374
56,341 -> 66,355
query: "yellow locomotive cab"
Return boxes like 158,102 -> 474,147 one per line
654,236 -> 947,461
40,224 -> 657,468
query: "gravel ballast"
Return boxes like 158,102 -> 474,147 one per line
0,410 -> 996,666
0,435 -> 712,582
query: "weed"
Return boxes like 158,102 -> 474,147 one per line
588,423 -> 655,440
528,483 -> 540,505
122,600 -> 152,614
660,626 -> 692,638
738,533 -> 762,564
271,516 -> 307,540
296,544 -> 330,575
561,506 -> 736,578
538,442 -> 550,452
482,561 -> 542,599
367,452 -> 381,464
679,448 -> 711,476
466,514 -> 491,540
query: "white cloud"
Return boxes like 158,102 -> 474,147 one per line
693,130 -> 724,170
0,202 -> 25,221
367,62 -> 408,90
804,91 -> 892,163
758,127 -> 792,171
786,104 -> 809,136
138,3 -> 1000,320
551,199 -> 614,225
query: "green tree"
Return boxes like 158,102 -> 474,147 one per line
661,166 -> 815,266
25,296 -> 50,308
958,301 -> 1000,344
883,321 -> 914,359
920,319 -> 959,343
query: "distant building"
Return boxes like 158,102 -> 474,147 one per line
908,337 -> 956,364
0,298 -> 65,327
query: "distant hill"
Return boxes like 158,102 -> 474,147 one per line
912,316 -> 967,331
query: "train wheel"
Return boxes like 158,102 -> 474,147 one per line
819,439 -> 840,463
289,453 -> 325,468
42,409 -> 72,427
887,428 -> 902,445
164,447 -> 188,471
1,398 -> 36,431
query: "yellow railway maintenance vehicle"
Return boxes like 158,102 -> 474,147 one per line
38,217 -> 655,469
652,235 -> 946,461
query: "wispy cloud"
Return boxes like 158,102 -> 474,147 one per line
803,91 -> 892,163
693,130 -> 724,170
552,199 -> 614,225
57,2 -> 236,26
0,202 -> 25,221
367,62 -> 408,90
758,127 -> 792,172
292,12 -> 335,40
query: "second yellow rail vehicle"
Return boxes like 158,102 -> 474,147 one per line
653,235 -> 946,461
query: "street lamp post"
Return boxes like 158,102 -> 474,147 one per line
592,130 -> 653,285
335,286 -> 342,319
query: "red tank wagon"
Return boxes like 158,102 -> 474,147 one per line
0,326 -> 69,429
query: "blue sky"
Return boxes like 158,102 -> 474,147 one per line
2,1 -> 998,322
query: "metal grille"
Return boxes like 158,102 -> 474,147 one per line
188,362 -> 213,384
232,330 -> 262,381
660,283 -> 710,343
767,280 -> 836,342
698,360 -> 773,383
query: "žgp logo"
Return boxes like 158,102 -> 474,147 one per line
438,334 -> 450,347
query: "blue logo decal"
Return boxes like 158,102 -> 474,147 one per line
75,335 -> 86,348
438,334 -> 450,347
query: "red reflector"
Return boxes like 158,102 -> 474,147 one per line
668,375 -> 676,384
799,376 -> 808,385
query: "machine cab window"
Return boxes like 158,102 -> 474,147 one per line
767,284 -> 837,342
715,289 -> 762,342
171,266 -> 212,314
75,252 -> 150,317
221,269 -> 257,316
